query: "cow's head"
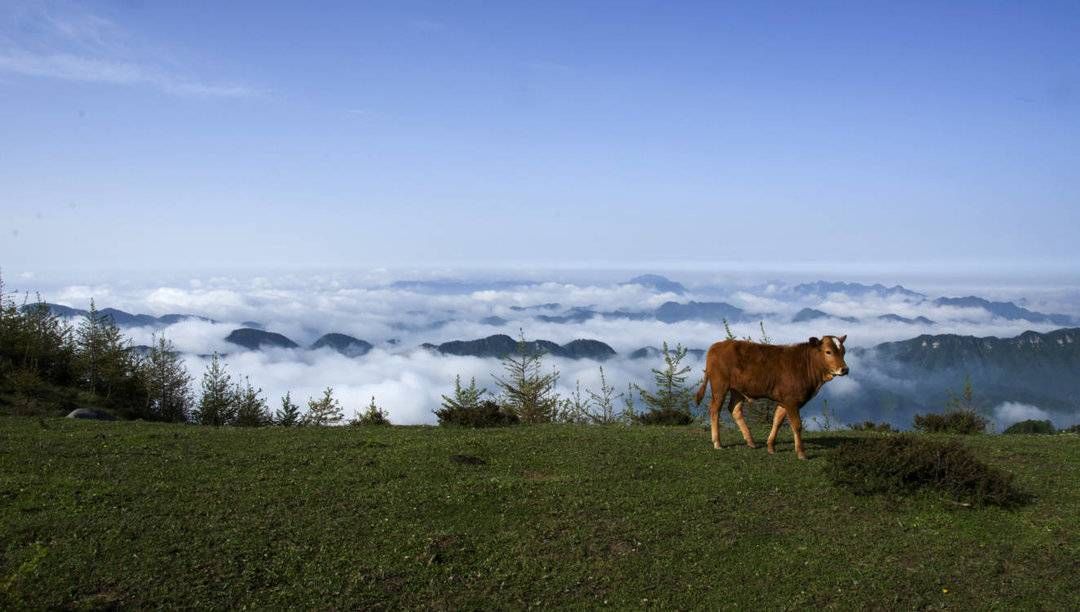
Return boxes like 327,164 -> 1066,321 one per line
808,334 -> 849,379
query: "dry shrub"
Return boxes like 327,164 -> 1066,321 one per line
825,434 -> 1027,507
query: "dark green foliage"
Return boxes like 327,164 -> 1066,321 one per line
436,377 -> 517,427
75,300 -> 142,406
352,396 -> 391,426
912,376 -> 988,434
142,335 -> 192,422
635,342 -> 694,425
275,391 -> 302,426
436,399 -> 519,428
1063,423 -> 1080,434
848,421 -> 896,432
633,407 -> 694,426
0,277 -> 151,418
233,378 -> 270,427
1003,419 -> 1055,435
913,411 -> 989,434
826,435 -> 1026,507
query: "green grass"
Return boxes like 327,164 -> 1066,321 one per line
2,419 -> 1078,610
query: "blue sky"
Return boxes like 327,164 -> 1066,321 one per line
2,0 -> 1078,273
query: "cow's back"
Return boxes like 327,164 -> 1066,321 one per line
706,339 -> 810,402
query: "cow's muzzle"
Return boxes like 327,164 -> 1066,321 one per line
836,367 -> 850,376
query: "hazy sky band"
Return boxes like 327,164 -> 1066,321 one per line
1,1 -> 1078,270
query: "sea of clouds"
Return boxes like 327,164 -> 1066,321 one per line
9,268 -> 1080,425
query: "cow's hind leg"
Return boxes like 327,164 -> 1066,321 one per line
787,408 -> 807,460
767,405 -> 786,455
729,393 -> 756,448
708,381 -> 728,450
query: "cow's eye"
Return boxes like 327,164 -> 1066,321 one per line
825,350 -> 832,355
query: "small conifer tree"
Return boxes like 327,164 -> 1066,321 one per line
193,353 -> 237,426
439,375 -> 487,412
233,377 -> 270,427
585,366 -> 622,424
305,386 -> 343,426
946,375 -> 977,412
352,395 -> 391,426
559,380 -> 593,424
275,391 -> 301,426
622,382 -> 637,424
75,299 -> 107,395
494,331 -> 561,423
637,342 -> 694,412
143,335 -> 192,422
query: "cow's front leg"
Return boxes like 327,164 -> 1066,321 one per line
786,408 -> 807,460
730,395 -> 756,448
767,405 -> 786,455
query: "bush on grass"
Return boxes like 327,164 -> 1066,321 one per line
825,434 -> 1026,507
848,421 -> 895,432
434,400 -> 519,428
1002,419 -> 1055,435
633,407 -> 694,426
913,410 -> 988,435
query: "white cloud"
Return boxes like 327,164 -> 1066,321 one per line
991,402 -> 1051,431
0,3 -> 258,98
178,349 -> 694,426
0,51 -> 257,98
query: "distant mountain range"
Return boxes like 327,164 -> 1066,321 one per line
932,296 -> 1073,326
27,277 -> 1076,337
24,303 -> 213,327
791,281 -> 925,300
428,335 -> 616,360
836,327 -> 1080,427
878,314 -> 935,325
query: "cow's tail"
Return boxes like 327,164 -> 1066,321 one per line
694,368 -> 709,405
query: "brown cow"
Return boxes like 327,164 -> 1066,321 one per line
694,335 -> 849,459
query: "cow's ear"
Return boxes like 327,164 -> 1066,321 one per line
838,334 -> 847,345
809,336 -> 821,346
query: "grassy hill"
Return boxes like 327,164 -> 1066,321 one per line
1,419 -> 1077,609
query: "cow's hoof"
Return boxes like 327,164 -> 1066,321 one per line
767,446 -> 775,455
797,453 -> 808,461
746,443 -> 758,449
713,442 -> 721,450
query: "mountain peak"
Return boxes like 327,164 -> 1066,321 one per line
624,274 -> 687,295
225,328 -> 299,351
310,333 -> 373,357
